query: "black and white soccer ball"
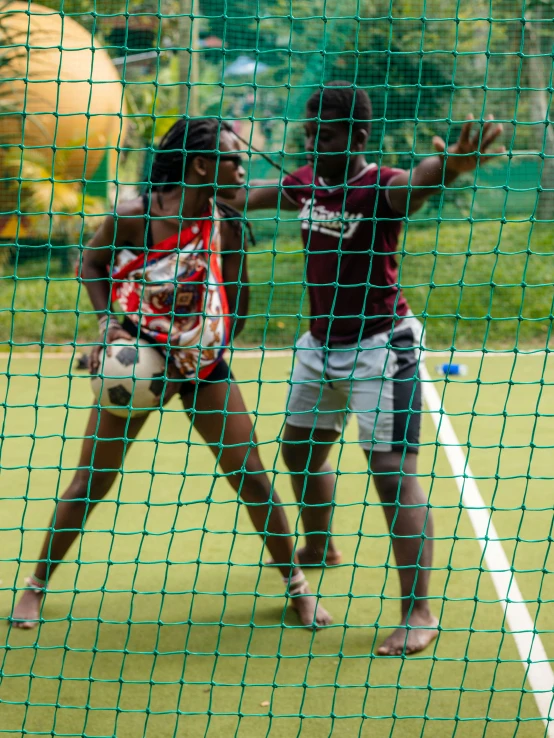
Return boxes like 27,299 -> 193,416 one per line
91,338 -> 166,417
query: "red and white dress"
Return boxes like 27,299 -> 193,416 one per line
111,205 -> 230,380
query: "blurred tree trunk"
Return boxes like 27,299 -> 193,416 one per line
525,2 -> 554,219
178,0 -> 198,115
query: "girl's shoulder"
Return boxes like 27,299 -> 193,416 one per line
112,195 -> 150,249
215,200 -> 254,253
113,194 -> 149,224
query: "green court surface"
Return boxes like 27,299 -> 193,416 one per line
0,352 -> 552,737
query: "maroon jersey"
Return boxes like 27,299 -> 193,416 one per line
282,163 -> 410,344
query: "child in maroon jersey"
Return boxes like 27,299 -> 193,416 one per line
230,81 -> 503,655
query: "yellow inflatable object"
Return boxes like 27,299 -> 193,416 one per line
0,1 -> 127,182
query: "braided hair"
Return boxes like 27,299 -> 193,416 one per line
149,118 -> 225,191
148,118 -> 255,245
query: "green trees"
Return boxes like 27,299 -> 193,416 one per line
11,0 -> 554,218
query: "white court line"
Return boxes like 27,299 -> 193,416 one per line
0,349 -> 547,360
0,350 -> 294,360
420,364 -> 554,732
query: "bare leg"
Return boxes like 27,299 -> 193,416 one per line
184,384 -> 332,628
369,451 -> 438,656
11,409 -> 147,628
280,424 -> 342,566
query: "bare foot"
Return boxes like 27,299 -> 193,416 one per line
290,582 -> 333,629
377,611 -> 439,656
10,588 -> 44,629
268,546 -> 342,568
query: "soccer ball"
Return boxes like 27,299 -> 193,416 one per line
91,338 -> 166,417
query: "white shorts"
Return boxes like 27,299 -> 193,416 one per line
285,316 -> 424,453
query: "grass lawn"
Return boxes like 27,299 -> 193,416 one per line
0,352 -> 551,737
1,220 -> 553,350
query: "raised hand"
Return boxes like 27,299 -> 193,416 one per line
432,113 -> 505,174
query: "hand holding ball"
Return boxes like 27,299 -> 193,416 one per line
91,339 -> 166,417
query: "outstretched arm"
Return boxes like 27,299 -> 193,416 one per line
386,114 -> 505,215
220,179 -> 299,212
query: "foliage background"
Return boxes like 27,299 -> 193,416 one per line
1,0 -> 553,347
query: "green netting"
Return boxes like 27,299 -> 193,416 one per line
1,0 -> 554,736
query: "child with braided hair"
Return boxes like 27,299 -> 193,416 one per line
11,118 -> 332,631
